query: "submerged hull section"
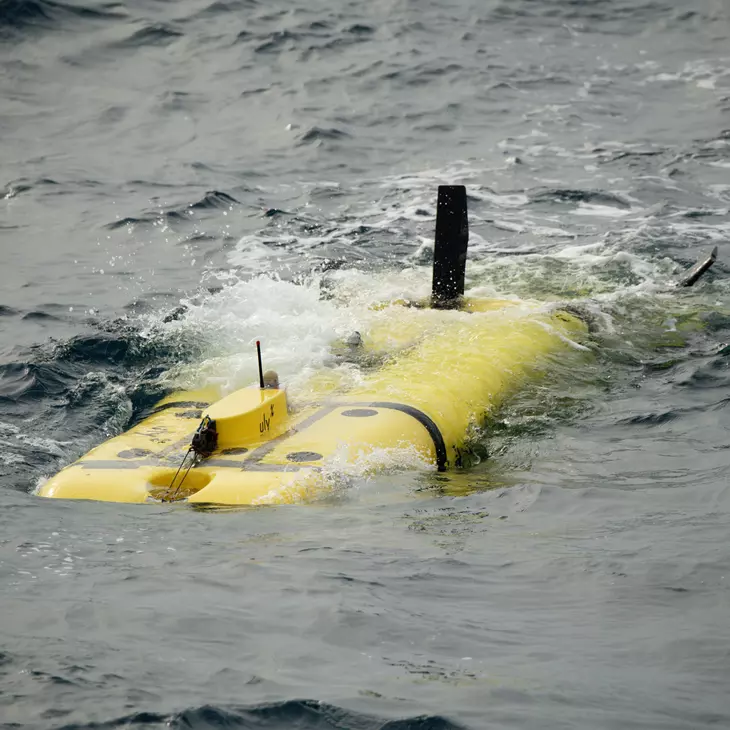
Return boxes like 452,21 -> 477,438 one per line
38,303 -> 587,505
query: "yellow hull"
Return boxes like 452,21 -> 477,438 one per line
38,301 -> 587,505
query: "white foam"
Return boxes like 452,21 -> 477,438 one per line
0,451 -> 26,466
325,441 -> 435,478
250,442 -> 435,506
697,78 -> 716,90
160,275 -> 349,393
571,203 -> 632,218
531,225 -> 577,239
552,242 -> 606,262
158,264 -> 474,395
642,58 -> 730,92
468,189 -> 529,208
10,434 -> 67,458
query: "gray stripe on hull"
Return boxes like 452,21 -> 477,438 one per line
76,400 -> 446,472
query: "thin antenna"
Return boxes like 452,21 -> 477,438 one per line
256,340 -> 264,388
431,185 -> 469,309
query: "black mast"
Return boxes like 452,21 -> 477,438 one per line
431,185 -> 469,309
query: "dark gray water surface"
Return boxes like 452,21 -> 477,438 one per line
2,0 -> 730,727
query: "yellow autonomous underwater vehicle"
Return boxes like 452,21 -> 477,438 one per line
38,187 -> 717,505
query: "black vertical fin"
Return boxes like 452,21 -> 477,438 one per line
431,185 -> 469,309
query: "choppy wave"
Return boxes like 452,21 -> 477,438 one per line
109,23 -> 184,50
0,0 -> 124,36
106,191 -> 242,231
49,701 -> 464,730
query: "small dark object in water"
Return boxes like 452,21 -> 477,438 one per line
678,246 -> 718,287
